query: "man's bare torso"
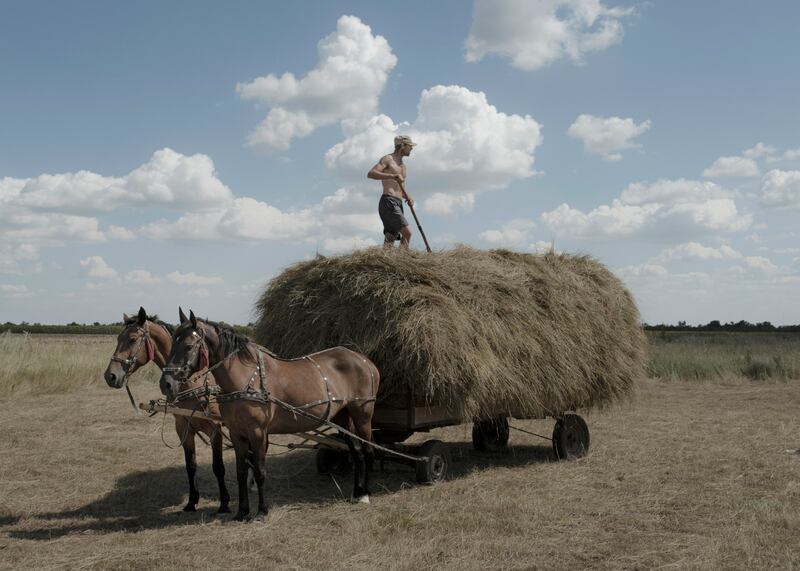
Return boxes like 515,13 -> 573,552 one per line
379,155 -> 406,198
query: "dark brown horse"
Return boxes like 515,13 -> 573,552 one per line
104,306 -> 231,513
159,311 -> 380,522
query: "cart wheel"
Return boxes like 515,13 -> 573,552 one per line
472,417 -> 510,452
316,446 -> 352,476
552,413 -> 590,460
415,440 -> 449,484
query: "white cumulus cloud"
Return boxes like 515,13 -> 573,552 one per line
4,148 -> 233,214
760,169 -> 800,209
656,242 -> 741,262
124,270 -> 161,285
465,0 -> 634,71
325,85 -> 542,211
0,284 -> 32,298
236,15 -> 397,151
479,219 -> 537,246
141,197 -> 318,243
166,271 -> 223,286
742,256 -> 780,274
80,256 -> 118,279
540,178 -> 752,240
702,156 -> 760,178
322,236 -> 379,253
567,114 -> 651,161
423,193 -> 476,216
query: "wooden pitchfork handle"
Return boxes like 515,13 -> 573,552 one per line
399,181 -> 432,253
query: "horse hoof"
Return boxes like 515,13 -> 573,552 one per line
182,504 -> 197,512
233,512 -> 248,522
253,513 -> 267,524
353,495 -> 370,505
217,505 -> 231,514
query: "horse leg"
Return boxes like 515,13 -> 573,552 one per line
249,429 -> 269,522
210,428 -> 231,514
353,414 -> 374,501
232,436 -> 251,521
344,401 -> 375,503
342,425 -> 368,504
177,417 -> 200,512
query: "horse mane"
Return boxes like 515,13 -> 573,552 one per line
124,313 -> 175,336
207,320 -> 254,364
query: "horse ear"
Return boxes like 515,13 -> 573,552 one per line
189,310 -> 197,330
137,307 -> 147,326
123,313 -> 130,322
179,307 -> 188,324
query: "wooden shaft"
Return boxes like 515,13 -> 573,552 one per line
399,182 -> 432,252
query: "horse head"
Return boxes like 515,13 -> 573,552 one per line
160,309 -> 254,401
160,309 -> 217,400
105,306 -> 161,388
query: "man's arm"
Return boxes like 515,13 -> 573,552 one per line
367,156 -> 403,182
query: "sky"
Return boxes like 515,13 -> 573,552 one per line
2,0 -> 800,325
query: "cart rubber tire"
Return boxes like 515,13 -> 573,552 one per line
315,446 -> 352,476
415,440 -> 449,484
552,413 -> 590,460
472,418 -> 510,452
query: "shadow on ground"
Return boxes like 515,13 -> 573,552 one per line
5,441 -> 553,539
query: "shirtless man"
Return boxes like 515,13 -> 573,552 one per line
367,135 -> 416,248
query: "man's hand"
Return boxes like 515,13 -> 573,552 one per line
394,173 -> 405,184
405,195 -> 414,207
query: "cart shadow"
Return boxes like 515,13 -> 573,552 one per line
374,441 -> 555,491
6,442 -> 553,540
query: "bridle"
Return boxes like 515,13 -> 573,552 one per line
108,321 -> 157,413
162,327 -> 210,386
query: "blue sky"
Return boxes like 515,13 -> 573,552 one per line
2,1 -> 799,325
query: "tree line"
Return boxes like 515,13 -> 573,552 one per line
644,320 -> 800,332
2,320 -> 799,335
0,322 -> 255,335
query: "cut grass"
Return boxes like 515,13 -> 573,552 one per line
0,377 -> 798,570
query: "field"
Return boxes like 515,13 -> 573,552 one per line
1,332 -> 799,570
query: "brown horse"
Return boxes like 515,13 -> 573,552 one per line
159,311 -> 380,522
104,306 -> 231,514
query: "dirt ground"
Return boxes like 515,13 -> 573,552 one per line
1,377 -> 798,570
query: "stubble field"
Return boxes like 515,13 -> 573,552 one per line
0,332 -> 799,570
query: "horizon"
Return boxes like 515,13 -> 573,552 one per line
2,1 -> 799,325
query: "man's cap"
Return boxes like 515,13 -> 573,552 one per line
394,135 -> 416,147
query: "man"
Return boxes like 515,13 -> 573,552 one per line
367,135 -> 416,248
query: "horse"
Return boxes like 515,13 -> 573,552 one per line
159,310 -> 380,522
104,306 -> 231,514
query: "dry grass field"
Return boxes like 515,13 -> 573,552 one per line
1,333 -> 799,570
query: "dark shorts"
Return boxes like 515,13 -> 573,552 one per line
378,194 -> 409,237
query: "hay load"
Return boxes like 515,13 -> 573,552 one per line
254,246 -> 646,419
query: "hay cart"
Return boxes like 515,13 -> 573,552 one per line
251,247 -> 645,485
313,386 -> 591,485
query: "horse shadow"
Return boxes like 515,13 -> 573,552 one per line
6,441 -> 553,539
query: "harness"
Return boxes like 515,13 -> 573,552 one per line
157,332 -> 427,464
165,332 -> 376,430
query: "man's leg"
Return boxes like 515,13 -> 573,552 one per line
384,231 -> 396,247
399,224 -> 412,249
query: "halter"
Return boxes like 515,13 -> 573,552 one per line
108,321 -> 156,414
